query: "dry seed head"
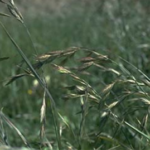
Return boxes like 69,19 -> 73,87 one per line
7,1 -> 23,22
59,124 -> 63,136
10,0 -> 14,5
76,86 -> 85,91
80,96 -> 84,105
101,111 -> 108,117
107,68 -> 120,76
89,94 -> 98,101
102,82 -> 115,94
8,5 -> 20,20
78,57 -> 95,63
107,101 -> 119,109
40,92 -> 46,123
98,55 -> 108,60
37,54 -> 51,61
53,64 -> 71,74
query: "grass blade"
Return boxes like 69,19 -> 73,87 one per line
0,22 -> 62,150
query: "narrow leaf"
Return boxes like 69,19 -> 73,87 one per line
5,73 -> 29,85
0,57 -> 9,62
0,112 -> 28,146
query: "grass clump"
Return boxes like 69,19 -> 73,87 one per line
1,0 -> 150,150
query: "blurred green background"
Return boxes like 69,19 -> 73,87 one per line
1,0 -> 150,149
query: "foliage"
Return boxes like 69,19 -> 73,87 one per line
0,0 -> 150,150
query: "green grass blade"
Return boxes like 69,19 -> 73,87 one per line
0,21 -> 62,150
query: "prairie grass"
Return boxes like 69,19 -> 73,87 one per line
0,0 -> 150,150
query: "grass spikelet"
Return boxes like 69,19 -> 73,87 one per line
102,81 -> 116,95
78,57 -> 95,63
40,91 -> 46,123
107,101 -> 119,109
7,0 -> 23,22
106,68 -> 121,76
37,54 -> 51,62
52,64 -> 71,74
129,98 -> 150,105
40,91 -> 46,139
77,62 -> 93,71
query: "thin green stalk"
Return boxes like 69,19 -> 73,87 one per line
0,22 -> 61,150
78,87 -> 89,150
